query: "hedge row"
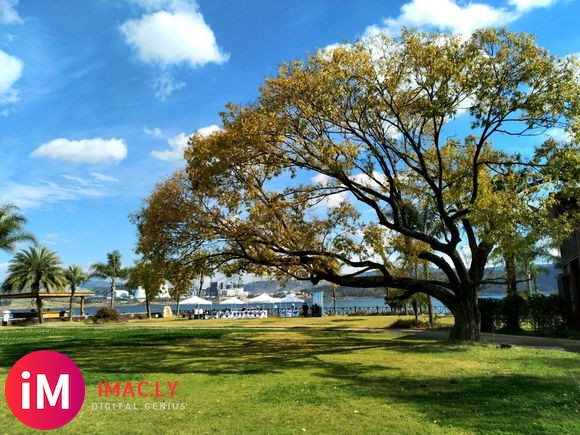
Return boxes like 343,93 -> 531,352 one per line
479,294 -> 572,336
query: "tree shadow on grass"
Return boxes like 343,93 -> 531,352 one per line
0,328 -> 466,376
315,362 -> 580,433
1,328 -> 577,432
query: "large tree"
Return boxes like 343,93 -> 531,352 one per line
90,250 -> 128,308
2,245 -> 66,324
134,29 -> 579,340
126,259 -> 165,319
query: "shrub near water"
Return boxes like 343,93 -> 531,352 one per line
92,306 -> 123,323
528,294 -> 572,336
479,294 -> 572,337
388,318 -> 429,329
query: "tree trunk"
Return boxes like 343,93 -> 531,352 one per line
423,264 -> 434,327
68,286 -> 75,322
428,296 -> 434,327
146,299 -> 152,319
504,254 -> 520,333
176,300 -> 180,316
449,293 -> 481,341
36,295 -> 43,325
412,300 -> 418,322
526,270 -> 532,294
332,284 -> 337,315
196,274 -> 205,297
110,279 -> 116,308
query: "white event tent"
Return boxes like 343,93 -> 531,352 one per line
248,293 -> 282,304
180,295 -> 213,305
280,293 -> 304,304
221,297 -> 246,305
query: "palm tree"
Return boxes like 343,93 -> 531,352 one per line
0,204 -> 36,253
90,250 -> 128,308
64,265 -> 89,321
2,245 -> 66,324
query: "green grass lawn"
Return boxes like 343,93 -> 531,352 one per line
39,313 -> 454,330
0,325 -> 578,434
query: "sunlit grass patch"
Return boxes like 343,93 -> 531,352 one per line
0,326 -> 578,434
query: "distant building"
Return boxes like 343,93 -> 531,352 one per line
208,281 -> 219,298
133,288 -> 146,300
132,280 -> 173,301
157,281 -> 173,299
207,281 -> 247,298
114,290 -> 129,299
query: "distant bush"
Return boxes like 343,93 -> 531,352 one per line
478,298 -> 503,332
499,293 -> 530,333
479,293 -> 572,337
527,294 -> 571,336
93,307 -> 123,323
388,318 -> 429,329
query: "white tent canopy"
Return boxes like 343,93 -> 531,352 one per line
248,293 -> 282,304
220,297 -> 246,305
280,293 -> 304,303
180,295 -> 212,305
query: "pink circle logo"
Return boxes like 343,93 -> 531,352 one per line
5,350 -> 85,430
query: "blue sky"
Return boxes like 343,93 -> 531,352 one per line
0,0 -> 578,274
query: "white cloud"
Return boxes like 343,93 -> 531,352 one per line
0,0 -> 22,24
323,192 -> 347,208
311,173 -> 330,185
30,138 -> 128,164
151,73 -> 186,100
0,49 -> 22,104
151,132 -> 189,161
91,172 -> 119,183
144,126 -> 163,138
545,127 -> 572,142
120,8 -> 228,68
196,124 -> 221,137
41,232 -> 70,246
0,180 -> 109,210
352,172 -> 387,191
121,1 -> 228,100
508,0 -> 557,12
151,125 -> 220,162
62,172 -> 119,184
364,0 -> 558,37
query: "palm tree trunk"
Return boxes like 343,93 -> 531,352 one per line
69,295 -> 74,321
35,288 -> 43,325
110,278 -> 116,308
69,284 -> 76,321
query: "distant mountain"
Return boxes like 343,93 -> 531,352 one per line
478,263 -> 559,296
82,279 -> 128,290
241,263 -> 561,298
